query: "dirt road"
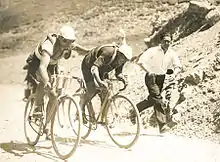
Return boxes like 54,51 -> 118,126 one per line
0,84 -> 220,162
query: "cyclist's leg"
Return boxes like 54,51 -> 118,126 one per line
81,81 -> 97,120
45,91 -> 57,123
23,82 -> 31,101
98,88 -> 110,123
44,65 -> 59,139
44,91 -> 58,139
81,61 -> 97,120
34,82 -> 44,114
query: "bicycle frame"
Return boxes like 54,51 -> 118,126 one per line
72,76 -> 124,125
31,71 -> 69,135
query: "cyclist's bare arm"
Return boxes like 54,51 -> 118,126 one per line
91,65 -> 107,87
38,50 -> 50,84
91,53 -> 111,87
71,43 -> 91,56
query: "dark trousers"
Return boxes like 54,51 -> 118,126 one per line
136,73 -> 167,124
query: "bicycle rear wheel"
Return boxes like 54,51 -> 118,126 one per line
51,95 -> 82,160
24,95 -> 44,146
70,94 -> 93,139
105,95 -> 140,149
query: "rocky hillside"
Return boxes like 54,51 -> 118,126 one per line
0,0 -> 187,57
1,0 -> 220,143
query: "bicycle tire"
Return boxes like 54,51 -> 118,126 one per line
50,95 -> 82,160
24,94 -> 44,146
57,100 -> 66,128
105,95 -> 141,149
70,94 -> 92,139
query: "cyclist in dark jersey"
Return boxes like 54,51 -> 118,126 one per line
80,39 -> 133,120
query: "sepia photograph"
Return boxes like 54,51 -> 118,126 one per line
0,0 -> 220,161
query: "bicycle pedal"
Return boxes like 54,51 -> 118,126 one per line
91,125 -> 96,130
32,112 -> 43,118
97,121 -> 107,126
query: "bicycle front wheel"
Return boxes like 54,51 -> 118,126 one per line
105,95 -> 141,149
51,95 -> 82,160
70,94 -> 93,139
24,95 -> 44,146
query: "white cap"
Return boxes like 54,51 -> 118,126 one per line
59,25 -> 76,41
118,44 -> 133,60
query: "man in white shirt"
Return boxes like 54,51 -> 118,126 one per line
135,33 -> 181,133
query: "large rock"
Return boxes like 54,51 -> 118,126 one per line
188,1 -> 213,14
203,67 -> 216,80
144,0 -> 216,48
213,52 -> 220,71
213,0 -> 220,4
204,7 -> 220,27
185,70 -> 204,85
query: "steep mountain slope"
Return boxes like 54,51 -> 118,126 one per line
0,0 -> 187,57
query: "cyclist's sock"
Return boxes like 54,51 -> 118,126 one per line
44,128 -> 51,140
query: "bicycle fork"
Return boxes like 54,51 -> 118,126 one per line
43,98 -> 58,132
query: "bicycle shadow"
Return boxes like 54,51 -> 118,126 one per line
79,139 -> 116,149
0,140 -> 61,161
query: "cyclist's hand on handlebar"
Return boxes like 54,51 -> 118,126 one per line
50,88 -> 58,97
94,79 -> 108,89
44,82 -> 58,96
122,77 -> 128,88
99,80 -> 108,88
119,81 -> 128,91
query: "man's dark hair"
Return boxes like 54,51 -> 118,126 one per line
162,33 -> 172,40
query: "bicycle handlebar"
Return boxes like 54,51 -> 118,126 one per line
71,75 -> 128,95
71,76 -> 86,93
72,76 -> 84,85
105,78 -> 127,92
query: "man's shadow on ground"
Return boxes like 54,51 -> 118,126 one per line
0,138 -> 116,160
0,140 -> 59,161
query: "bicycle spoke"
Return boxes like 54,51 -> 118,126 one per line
71,94 -> 92,139
51,95 -> 81,160
24,95 -> 44,146
106,95 -> 140,149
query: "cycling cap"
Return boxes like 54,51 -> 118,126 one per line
59,25 -> 76,41
118,44 -> 133,60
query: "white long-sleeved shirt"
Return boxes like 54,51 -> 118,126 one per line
138,46 -> 181,75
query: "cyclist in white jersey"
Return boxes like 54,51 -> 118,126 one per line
23,25 -> 88,139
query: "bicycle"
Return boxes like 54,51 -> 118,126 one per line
69,76 -> 141,149
24,71 -> 82,160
